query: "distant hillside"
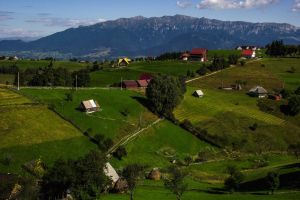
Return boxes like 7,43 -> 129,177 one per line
0,15 -> 300,58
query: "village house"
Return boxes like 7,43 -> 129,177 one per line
249,86 -> 268,98
118,58 -> 131,66
236,46 -> 258,51
122,80 -> 139,89
137,79 -> 149,88
193,90 -> 204,98
242,49 -> 256,58
189,48 -> 208,62
80,99 -> 100,113
104,162 -> 120,185
180,52 -> 190,61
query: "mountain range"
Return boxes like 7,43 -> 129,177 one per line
0,15 -> 300,58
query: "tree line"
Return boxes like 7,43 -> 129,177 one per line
12,61 -> 91,87
266,40 -> 300,57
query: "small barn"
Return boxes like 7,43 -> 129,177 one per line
180,52 -> 190,61
193,90 -> 204,98
80,99 -> 100,113
137,79 -> 149,88
249,86 -> 268,98
118,58 -> 131,66
190,48 -> 208,62
104,162 -> 120,185
122,80 -> 138,89
242,49 -> 256,58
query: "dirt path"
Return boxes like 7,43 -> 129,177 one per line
107,118 -> 163,155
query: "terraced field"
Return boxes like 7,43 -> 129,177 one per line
174,87 -> 285,125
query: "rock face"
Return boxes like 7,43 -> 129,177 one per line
1,15 -> 299,58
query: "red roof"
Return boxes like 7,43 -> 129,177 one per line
122,80 -> 138,88
242,49 -> 253,56
137,80 -> 148,87
139,73 -> 153,81
190,48 -> 207,55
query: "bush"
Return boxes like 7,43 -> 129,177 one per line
240,60 -> 245,66
224,165 -> 244,193
197,66 -> 208,76
249,123 -> 258,131
287,95 -> 300,116
113,146 -> 127,160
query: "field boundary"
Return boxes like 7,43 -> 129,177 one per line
107,118 -> 163,155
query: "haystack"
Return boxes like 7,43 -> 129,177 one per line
147,168 -> 161,180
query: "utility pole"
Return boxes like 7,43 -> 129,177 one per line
75,74 -> 78,91
121,77 -> 123,91
17,72 -> 20,91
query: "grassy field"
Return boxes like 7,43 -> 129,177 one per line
110,120 -> 213,169
174,58 -> 300,151
0,74 -> 14,85
0,60 -> 89,71
90,61 -> 206,86
261,58 -> 300,90
0,88 -> 95,173
20,88 -> 157,140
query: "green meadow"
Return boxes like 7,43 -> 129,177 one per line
20,88 -> 157,140
0,88 -> 95,173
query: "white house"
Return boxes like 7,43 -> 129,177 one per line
249,86 -> 268,98
104,162 -> 120,184
193,90 -> 204,98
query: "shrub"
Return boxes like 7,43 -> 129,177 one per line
249,123 -> 258,131
287,95 -> 300,116
113,146 -> 128,160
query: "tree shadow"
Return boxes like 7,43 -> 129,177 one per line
131,96 -> 153,112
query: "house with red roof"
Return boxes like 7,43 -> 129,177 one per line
242,49 -> 256,58
137,80 -> 149,88
122,80 -> 138,89
189,48 -> 208,62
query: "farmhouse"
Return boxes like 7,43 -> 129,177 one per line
180,52 -> 190,61
137,79 -> 149,88
193,90 -> 204,98
242,49 -> 256,58
104,162 -> 120,185
122,80 -> 138,89
80,99 -> 100,113
189,48 -> 208,62
118,58 -> 131,66
236,46 -> 258,50
249,86 -> 268,98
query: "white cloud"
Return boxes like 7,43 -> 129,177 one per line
292,0 -> 300,11
196,0 -> 278,9
26,16 -> 106,28
177,0 -> 192,8
0,28 -> 44,38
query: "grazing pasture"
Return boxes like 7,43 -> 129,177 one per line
0,88 -> 95,173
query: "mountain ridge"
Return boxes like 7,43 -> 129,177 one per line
0,15 -> 299,58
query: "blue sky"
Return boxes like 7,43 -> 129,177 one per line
0,0 -> 299,38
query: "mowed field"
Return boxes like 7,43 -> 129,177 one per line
0,60 -> 89,71
174,58 -> 300,151
261,58 -> 300,90
20,88 -> 157,140
110,120 -> 213,169
90,60 -> 206,86
0,88 -> 95,173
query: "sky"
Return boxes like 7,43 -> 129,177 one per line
0,0 -> 299,38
